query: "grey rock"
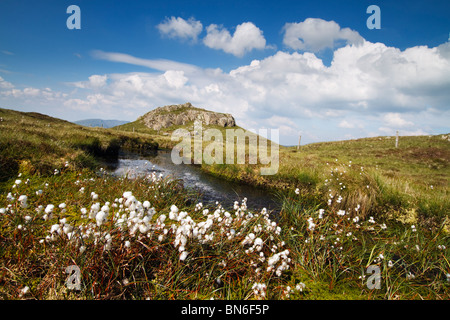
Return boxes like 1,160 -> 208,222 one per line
139,102 -> 236,131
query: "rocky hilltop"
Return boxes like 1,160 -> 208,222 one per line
138,103 -> 236,131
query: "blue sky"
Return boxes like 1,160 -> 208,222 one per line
1,0 -> 449,145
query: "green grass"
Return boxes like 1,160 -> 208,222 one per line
197,134 -> 449,228
1,168 -> 448,300
0,170 -> 296,299
0,107 -> 449,300
0,108 -> 157,183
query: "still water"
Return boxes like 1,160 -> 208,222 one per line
106,150 -> 281,212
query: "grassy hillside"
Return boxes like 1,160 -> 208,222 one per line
114,113 -> 449,227
114,117 -> 257,149
0,107 -> 448,300
203,134 -> 449,227
74,119 -> 129,128
0,108 -> 157,183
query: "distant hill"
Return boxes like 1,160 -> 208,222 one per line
74,119 -> 129,128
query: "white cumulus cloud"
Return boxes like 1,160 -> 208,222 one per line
157,17 -> 203,42
283,18 -> 364,52
383,113 -> 414,128
203,22 -> 267,57
3,18 -> 450,145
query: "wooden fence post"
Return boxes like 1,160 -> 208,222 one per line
395,130 -> 399,148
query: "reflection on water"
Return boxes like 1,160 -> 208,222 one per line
106,150 -> 281,212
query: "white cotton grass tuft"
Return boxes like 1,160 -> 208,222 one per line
18,195 -> 28,208
307,217 -> 315,231
252,282 -> 266,298
19,286 -> 30,298
44,204 -> 54,214
95,210 -> 107,227
179,250 -> 189,261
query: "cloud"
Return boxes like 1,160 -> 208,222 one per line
72,75 -> 108,89
382,113 -> 414,128
378,127 -> 428,136
338,120 -> 355,129
283,18 -> 364,52
203,22 -> 267,57
86,37 -> 448,144
157,17 -> 203,42
91,50 -> 199,73
163,70 -> 188,89
0,81 -> 66,102
3,17 -> 450,145
1,50 -> 14,56
0,76 -> 14,89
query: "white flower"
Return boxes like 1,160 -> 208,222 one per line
295,188 -> 300,195
307,217 -> 316,231
50,224 -> 61,234
179,251 -> 189,261
6,192 -> 15,201
95,210 -> 107,227
406,272 -> 415,280
63,224 -> 73,235
18,195 -> 28,208
44,204 -> 55,214
252,282 -> 266,298
19,286 -> 29,297
254,237 -> 264,251
295,282 -> 306,292
337,210 -> 346,216
15,179 -> 22,185
318,209 -> 324,219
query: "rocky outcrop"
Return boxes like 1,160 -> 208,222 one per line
139,103 -> 236,131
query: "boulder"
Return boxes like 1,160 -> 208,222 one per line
139,103 -> 236,131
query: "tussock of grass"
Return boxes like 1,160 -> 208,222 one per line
0,168 -> 298,299
0,108 -> 157,183
280,188 -> 449,300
